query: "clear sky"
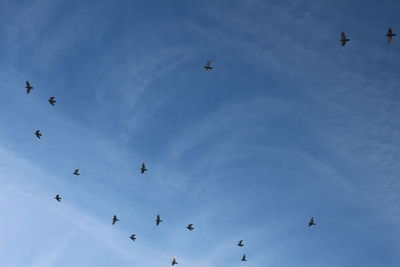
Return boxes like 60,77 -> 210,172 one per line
0,0 -> 399,266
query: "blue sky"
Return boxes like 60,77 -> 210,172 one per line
0,0 -> 399,266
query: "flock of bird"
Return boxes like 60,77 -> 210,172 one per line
340,28 -> 396,46
25,28 -> 395,263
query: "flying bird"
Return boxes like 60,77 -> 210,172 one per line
241,254 -> 247,262
172,257 -> 178,266
187,224 -> 194,231
340,32 -> 350,46
237,240 -> 244,247
73,169 -> 80,176
112,215 -> 119,225
26,81 -> 33,94
48,96 -> 56,105
204,60 -> 213,71
35,130 -> 42,139
386,28 -> 396,44
130,234 -> 136,241
308,217 -> 316,227
156,214 -> 162,225
55,194 -> 61,202
141,163 -> 147,174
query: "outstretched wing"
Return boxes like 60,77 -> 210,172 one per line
141,163 -> 146,173
387,29 -> 393,43
26,81 -> 32,94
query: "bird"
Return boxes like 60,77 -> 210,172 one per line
130,234 -> 136,241
55,194 -> 62,202
386,28 -> 396,44
48,96 -> 56,105
187,224 -> 194,231
308,217 -> 316,227
112,215 -> 119,225
156,214 -> 162,225
26,81 -> 33,94
204,60 -> 213,71
172,257 -> 178,266
35,130 -> 42,139
237,240 -> 244,247
73,169 -> 80,176
241,254 -> 247,262
141,163 -> 147,174
340,32 -> 350,46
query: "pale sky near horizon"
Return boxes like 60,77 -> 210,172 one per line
0,0 -> 399,266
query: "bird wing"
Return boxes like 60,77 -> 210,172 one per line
388,28 -> 393,35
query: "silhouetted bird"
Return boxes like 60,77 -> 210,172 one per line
35,130 -> 42,139
55,194 -> 61,202
237,240 -> 244,247
112,215 -> 119,225
340,32 -> 350,46
48,96 -> 56,105
156,214 -> 162,225
141,163 -> 147,174
26,81 -> 33,94
187,224 -> 194,231
73,169 -> 80,176
386,28 -> 396,44
204,60 -> 213,71
172,257 -> 178,266
308,217 -> 316,227
130,234 -> 136,241
241,254 -> 247,262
